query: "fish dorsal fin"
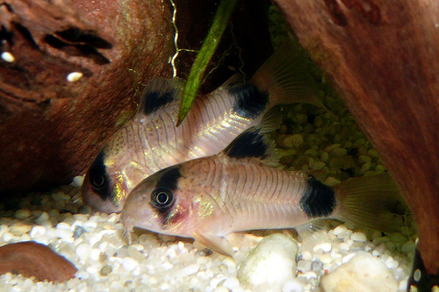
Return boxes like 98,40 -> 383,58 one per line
250,37 -> 326,109
136,77 -> 185,118
222,127 -> 279,166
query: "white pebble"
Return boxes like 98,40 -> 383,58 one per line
162,262 -> 173,270
76,242 -> 92,261
55,228 -> 73,240
35,212 -> 50,225
9,223 -> 32,236
222,257 -> 237,273
339,243 -> 350,251
322,254 -> 398,292
302,271 -> 317,279
341,253 -> 356,264
319,254 -> 333,264
313,242 -> 332,253
86,266 -> 99,274
90,248 -> 101,261
332,225 -> 348,236
2,232 -> 14,242
238,234 -> 299,290
350,232 -> 367,242
29,225 -> 46,239
175,264 -> 200,278
67,72 -> 83,82
122,257 -> 139,271
301,251 -> 313,261
222,277 -> 240,289
1,51 -> 15,62
385,257 -> 399,269
282,278 -> 304,292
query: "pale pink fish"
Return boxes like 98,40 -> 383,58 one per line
121,127 -> 403,256
82,40 -> 324,213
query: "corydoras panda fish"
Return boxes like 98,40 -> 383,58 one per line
121,127 -> 404,257
82,41 -> 324,213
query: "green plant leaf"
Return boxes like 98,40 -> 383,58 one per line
176,0 -> 238,126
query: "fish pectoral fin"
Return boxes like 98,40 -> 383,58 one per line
193,231 -> 235,257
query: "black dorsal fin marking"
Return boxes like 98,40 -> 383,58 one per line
139,77 -> 184,116
142,91 -> 175,115
230,83 -> 269,119
223,127 -> 278,166
300,175 -> 336,218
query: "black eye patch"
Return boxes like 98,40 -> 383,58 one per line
88,150 -> 111,200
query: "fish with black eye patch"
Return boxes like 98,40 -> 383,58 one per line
121,127 -> 405,257
81,39 -> 326,213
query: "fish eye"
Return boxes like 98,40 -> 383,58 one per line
91,175 -> 106,190
151,187 -> 174,208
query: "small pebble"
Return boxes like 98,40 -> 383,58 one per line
322,254 -> 398,292
122,257 -> 139,271
67,72 -> 83,82
319,254 -> 333,264
282,278 -> 304,292
175,264 -> 200,278
401,241 -> 416,254
162,262 -> 173,270
238,234 -> 299,290
313,242 -> 332,253
14,209 -> 32,219
301,251 -> 313,261
1,51 -> 15,62
350,232 -> 367,242
9,223 -> 32,236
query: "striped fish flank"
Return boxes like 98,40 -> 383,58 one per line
122,128 -> 404,256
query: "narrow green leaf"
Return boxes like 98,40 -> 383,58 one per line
176,0 -> 238,126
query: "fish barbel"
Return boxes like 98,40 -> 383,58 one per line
121,127 -> 404,256
82,40 -> 324,213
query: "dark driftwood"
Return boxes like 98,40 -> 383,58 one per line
275,0 -> 439,279
0,0 -> 272,196
0,0 -> 174,195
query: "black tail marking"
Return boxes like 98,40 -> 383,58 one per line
230,83 -> 269,119
300,175 -> 336,218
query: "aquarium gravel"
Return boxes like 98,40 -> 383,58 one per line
0,95 -> 416,291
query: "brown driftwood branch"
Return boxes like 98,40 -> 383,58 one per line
274,0 -> 439,284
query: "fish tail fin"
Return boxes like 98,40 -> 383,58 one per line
250,38 -> 325,109
334,173 -> 408,233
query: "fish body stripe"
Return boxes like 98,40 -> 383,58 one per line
300,176 -> 336,218
142,91 -> 175,115
230,83 -> 269,119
